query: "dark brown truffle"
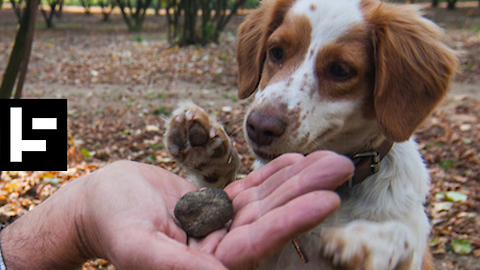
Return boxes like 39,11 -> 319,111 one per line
174,188 -> 234,238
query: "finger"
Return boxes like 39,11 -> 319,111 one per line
188,228 -> 227,254
228,151 -> 339,211
225,153 -> 304,198
216,191 -> 341,270
110,230 -> 228,270
231,152 -> 354,226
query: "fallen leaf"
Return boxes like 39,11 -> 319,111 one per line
433,202 -> 453,212
145,125 -> 160,132
445,191 -> 468,202
42,177 -> 61,187
80,148 -> 96,159
451,239 -> 473,255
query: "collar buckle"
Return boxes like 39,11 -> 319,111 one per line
342,140 -> 393,189
354,151 -> 381,175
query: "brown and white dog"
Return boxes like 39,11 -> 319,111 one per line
165,0 -> 457,269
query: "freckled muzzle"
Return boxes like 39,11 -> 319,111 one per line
245,109 -> 286,147
244,100 -> 304,161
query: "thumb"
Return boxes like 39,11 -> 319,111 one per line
109,230 -> 228,270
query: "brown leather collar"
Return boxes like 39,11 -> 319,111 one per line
344,139 -> 394,188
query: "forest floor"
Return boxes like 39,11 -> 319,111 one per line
0,3 -> 479,269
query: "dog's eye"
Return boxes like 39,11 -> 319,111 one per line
269,48 -> 284,62
328,63 -> 355,80
330,63 -> 348,77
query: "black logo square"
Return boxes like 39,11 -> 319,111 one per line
0,99 -> 67,171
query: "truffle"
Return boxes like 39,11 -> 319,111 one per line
174,188 -> 234,238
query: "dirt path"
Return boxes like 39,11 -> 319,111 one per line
450,82 -> 480,100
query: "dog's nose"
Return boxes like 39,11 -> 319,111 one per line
246,110 -> 286,146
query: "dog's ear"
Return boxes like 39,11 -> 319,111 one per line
236,3 -> 269,99
367,3 -> 457,142
236,0 -> 293,99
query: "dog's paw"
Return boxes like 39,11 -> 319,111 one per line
165,102 -> 239,188
320,221 -> 415,270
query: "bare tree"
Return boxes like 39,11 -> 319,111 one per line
39,0 -> 62,28
182,0 -> 198,45
166,0 -> 181,42
10,0 -> 27,23
80,0 -> 93,15
116,0 -> 153,32
167,0 -> 247,46
205,0 -> 247,43
446,0 -> 458,10
99,0 -> 116,21
0,0 -> 39,99
155,0 -> 163,16
55,0 -> 64,18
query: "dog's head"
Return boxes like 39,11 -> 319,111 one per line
236,0 -> 457,162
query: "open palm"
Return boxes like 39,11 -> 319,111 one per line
84,151 -> 353,270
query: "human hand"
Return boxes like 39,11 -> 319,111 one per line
84,151 -> 352,269
190,151 -> 355,269
1,151 -> 353,270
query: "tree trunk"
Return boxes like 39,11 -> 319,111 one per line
135,0 -> 152,32
99,0 -> 116,21
56,0 -> 64,18
200,0 -> 212,45
81,0 -> 92,15
166,0 -> 174,41
116,0 -> 152,32
432,0 -> 439,8
117,0 -> 134,30
167,0 -> 247,46
214,0 -> 246,41
0,0 -> 39,99
181,0 -> 197,45
14,0 -> 38,99
155,0 -> 162,16
40,1 -> 59,28
10,0 -> 24,23
447,0 -> 457,10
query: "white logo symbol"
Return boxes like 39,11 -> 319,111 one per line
10,107 -> 57,162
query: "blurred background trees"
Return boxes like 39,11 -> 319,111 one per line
98,0 -> 116,21
3,0 -> 477,46
39,0 -> 63,28
0,0 -> 478,99
117,0 -> 152,31
166,0 -> 247,45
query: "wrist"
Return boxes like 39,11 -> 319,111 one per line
0,178 -> 93,269
74,173 -> 106,261
0,225 -> 8,270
